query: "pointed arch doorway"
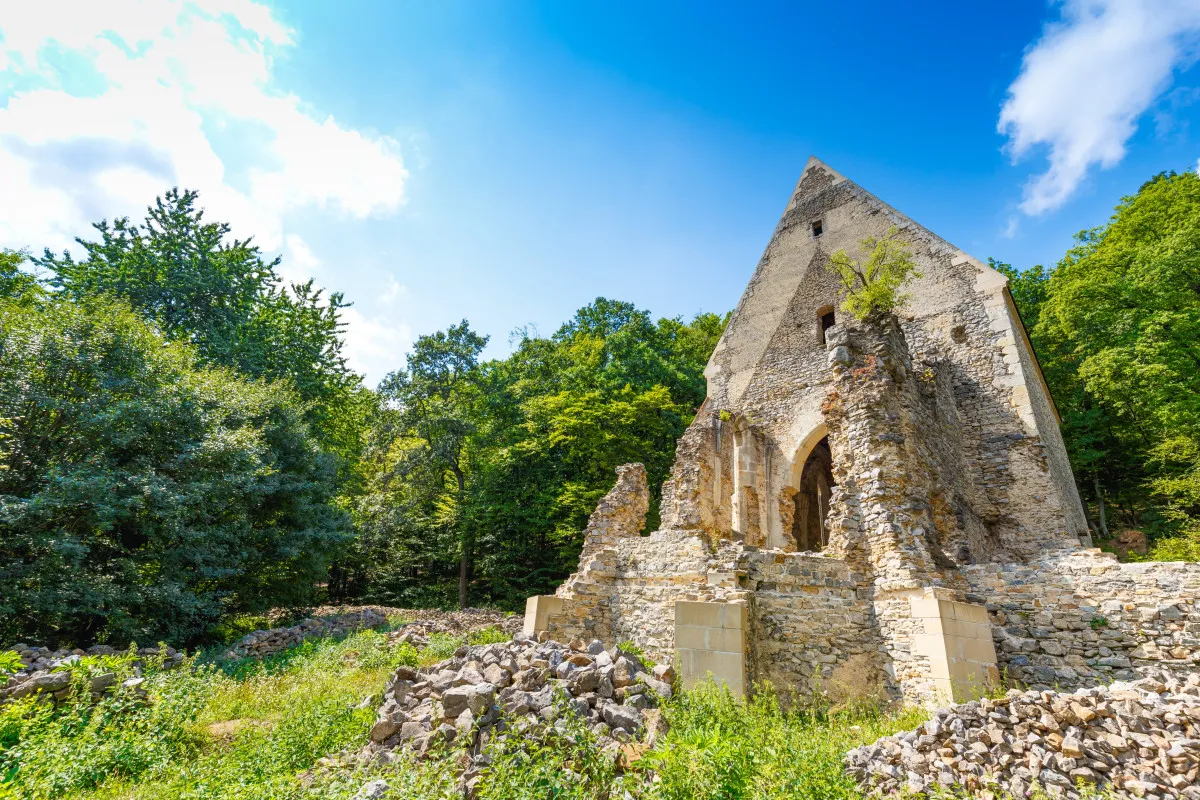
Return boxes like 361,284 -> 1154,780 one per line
787,428 -> 835,552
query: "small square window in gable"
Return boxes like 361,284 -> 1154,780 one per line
811,219 -> 823,238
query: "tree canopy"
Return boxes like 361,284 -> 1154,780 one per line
1000,170 -> 1200,558
345,301 -> 724,609
0,297 -> 346,646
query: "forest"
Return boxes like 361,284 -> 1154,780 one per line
2,170 -> 1198,649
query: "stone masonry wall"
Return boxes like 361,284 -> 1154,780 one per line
740,549 -> 886,702
963,550 -> 1200,690
704,157 -> 1087,557
551,463 -> 746,663
548,530 -> 740,663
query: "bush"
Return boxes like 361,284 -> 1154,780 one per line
0,297 -> 349,648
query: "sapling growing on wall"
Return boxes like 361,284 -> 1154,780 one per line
826,226 -> 921,320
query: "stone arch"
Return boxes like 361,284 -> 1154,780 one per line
785,423 -> 835,552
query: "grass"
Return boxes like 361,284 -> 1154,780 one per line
642,685 -> 927,800
0,631 -> 928,800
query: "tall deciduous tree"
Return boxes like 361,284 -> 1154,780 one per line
1000,170 -> 1200,558
34,189 -> 368,469
350,300 -> 725,609
378,321 -> 488,608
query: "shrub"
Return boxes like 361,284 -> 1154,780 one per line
0,297 -> 349,648
825,227 -> 921,320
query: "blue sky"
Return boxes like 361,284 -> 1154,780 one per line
2,1 -> 1199,382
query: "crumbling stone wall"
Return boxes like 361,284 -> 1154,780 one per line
551,465 -> 743,661
963,550 -> 1200,690
659,407 -> 736,540
528,158 -> 1196,712
704,157 -> 1087,556
741,550 -> 885,702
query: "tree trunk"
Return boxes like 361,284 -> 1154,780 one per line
452,463 -> 469,609
459,551 -> 469,610
1093,474 -> 1110,539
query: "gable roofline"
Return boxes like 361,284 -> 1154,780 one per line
795,157 -> 1063,424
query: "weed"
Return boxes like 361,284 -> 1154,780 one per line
616,640 -> 645,659
0,633 -> 931,800
0,653 -> 24,675
467,627 -> 510,646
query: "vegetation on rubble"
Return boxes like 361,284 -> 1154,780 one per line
0,631 -> 926,800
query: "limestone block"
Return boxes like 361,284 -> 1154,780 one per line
908,589 -> 997,705
674,601 -> 747,698
523,595 -> 564,637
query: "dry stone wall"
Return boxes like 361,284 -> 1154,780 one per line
963,550 -> 1200,690
1,643 -> 182,706
223,609 -> 387,660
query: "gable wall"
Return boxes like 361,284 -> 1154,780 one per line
702,160 -> 1086,560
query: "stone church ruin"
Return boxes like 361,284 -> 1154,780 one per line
524,158 -> 1200,707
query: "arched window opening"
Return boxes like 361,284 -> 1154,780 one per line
816,305 -> 837,346
791,437 -> 834,551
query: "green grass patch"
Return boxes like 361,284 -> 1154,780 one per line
0,631 -> 928,800
640,683 -> 926,800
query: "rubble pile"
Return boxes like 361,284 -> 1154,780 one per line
846,673 -> 1200,799
384,608 -> 523,645
1,643 -> 183,705
363,634 -> 674,787
223,609 -> 388,659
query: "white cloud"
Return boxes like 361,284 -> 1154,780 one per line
281,233 -> 320,284
1002,215 -> 1020,239
999,0 -> 1200,215
0,0 -> 408,254
340,306 -> 412,383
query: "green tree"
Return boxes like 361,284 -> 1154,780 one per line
34,189 -> 366,467
351,300 -> 726,609
826,227 -> 921,320
0,250 -> 41,305
376,321 -> 489,608
0,297 -> 347,646
1011,170 -> 1200,557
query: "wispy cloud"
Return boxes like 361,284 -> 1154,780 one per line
999,0 -> 1200,215
0,0 -> 408,252
379,276 -> 407,306
1002,215 -> 1020,239
341,307 -> 412,383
